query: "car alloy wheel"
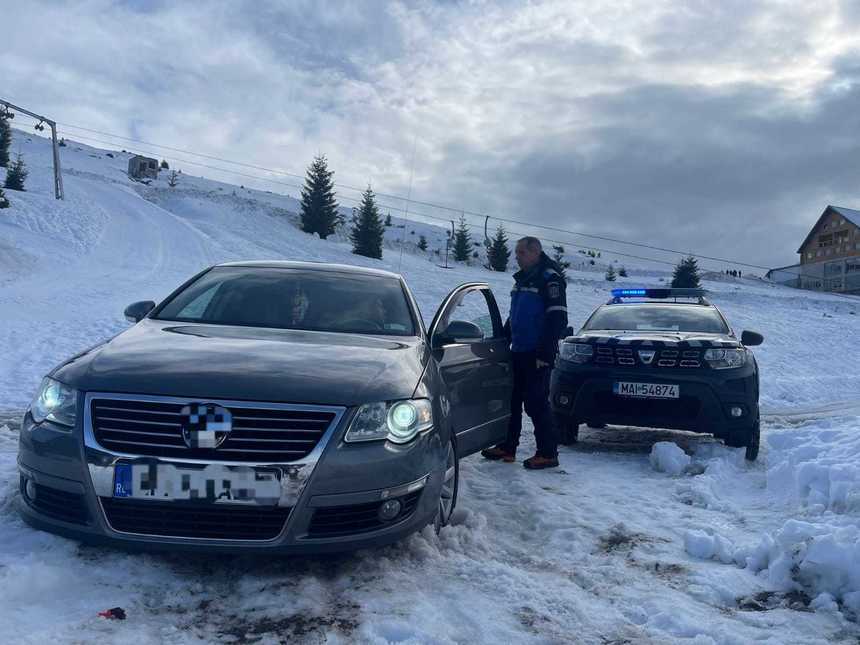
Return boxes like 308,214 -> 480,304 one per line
435,438 -> 459,534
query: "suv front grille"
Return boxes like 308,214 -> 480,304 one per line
101,498 -> 291,540
594,346 -> 702,368
91,398 -> 338,462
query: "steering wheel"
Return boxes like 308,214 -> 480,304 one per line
340,318 -> 384,331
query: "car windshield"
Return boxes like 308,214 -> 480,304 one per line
583,304 -> 729,334
153,266 -> 417,336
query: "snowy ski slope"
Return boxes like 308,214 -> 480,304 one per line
1,131 -> 859,643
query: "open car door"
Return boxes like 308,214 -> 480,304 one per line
428,282 -> 513,457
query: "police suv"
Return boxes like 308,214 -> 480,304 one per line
550,288 -> 763,460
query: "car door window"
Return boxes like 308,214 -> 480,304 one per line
439,288 -> 503,340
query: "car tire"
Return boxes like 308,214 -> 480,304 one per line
556,414 -> 580,445
723,417 -> 760,462
744,418 -> 761,462
434,437 -> 459,534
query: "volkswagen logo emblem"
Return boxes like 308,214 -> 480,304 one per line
180,403 -> 232,449
638,350 -> 656,365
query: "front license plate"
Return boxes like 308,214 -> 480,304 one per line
613,382 -> 679,399
112,462 -> 280,504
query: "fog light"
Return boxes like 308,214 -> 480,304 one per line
730,406 -> 744,418
25,478 -> 37,501
378,499 -> 402,522
557,394 -> 571,406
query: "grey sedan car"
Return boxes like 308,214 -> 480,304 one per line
17,262 -> 513,552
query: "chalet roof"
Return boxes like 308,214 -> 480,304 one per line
797,205 -> 860,253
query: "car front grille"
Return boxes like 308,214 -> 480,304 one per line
21,477 -> 90,525
101,498 -> 291,540
594,346 -> 702,368
306,490 -> 423,539
91,398 -> 338,462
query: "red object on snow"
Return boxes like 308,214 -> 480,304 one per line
98,607 -> 126,620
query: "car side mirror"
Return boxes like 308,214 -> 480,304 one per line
564,326 -> 574,338
433,320 -> 484,347
741,330 -> 763,346
124,300 -> 156,323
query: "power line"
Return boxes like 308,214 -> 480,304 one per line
54,121 -> 773,271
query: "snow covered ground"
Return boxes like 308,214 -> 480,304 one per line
1,131 -> 860,643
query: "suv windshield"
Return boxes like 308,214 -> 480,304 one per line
583,304 -> 729,334
153,267 -> 417,336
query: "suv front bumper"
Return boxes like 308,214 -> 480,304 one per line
550,362 -> 758,437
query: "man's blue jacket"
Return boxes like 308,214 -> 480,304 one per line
506,252 -> 569,362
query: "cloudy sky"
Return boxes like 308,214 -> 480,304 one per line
4,0 -> 860,269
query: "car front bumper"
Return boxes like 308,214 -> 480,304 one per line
16,397 -> 445,554
550,362 -> 758,437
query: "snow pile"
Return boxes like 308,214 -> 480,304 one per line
766,417 -> 860,513
649,441 -> 690,475
686,520 -> 860,617
684,416 -> 860,618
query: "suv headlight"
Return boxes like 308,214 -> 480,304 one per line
559,342 -> 593,364
29,377 -> 77,428
344,399 -> 434,444
703,348 -> 746,369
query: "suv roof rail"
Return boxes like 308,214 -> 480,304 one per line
608,288 -> 709,305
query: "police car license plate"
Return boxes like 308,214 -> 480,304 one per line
614,382 -> 679,399
112,462 -> 280,504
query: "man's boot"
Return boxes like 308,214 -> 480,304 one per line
523,454 -> 559,469
481,445 -> 516,462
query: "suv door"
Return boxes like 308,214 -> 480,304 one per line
429,283 -> 513,457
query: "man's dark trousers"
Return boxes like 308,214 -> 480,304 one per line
503,351 -> 557,458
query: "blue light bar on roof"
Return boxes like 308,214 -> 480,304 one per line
612,288 -> 647,297
610,288 -> 706,300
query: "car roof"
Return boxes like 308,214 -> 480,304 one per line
214,260 -> 402,280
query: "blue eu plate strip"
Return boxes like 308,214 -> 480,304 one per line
113,463 -> 132,498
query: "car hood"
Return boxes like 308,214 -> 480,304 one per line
52,319 -> 428,406
566,330 -> 740,348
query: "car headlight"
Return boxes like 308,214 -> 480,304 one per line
703,348 -> 746,369
345,399 -> 434,444
29,377 -> 77,428
559,342 -> 593,364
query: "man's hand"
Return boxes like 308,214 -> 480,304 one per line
536,359 -> 550,369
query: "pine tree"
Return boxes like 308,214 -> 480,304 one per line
350,186 -> 384,259
618,266 -> 628,277
160,159 -> 169,170
0,116 -> 11,167
452,215 -> 471,262
4,154 -> 28,191
0,186 -> 9,209
384,213 -> 392,227
605,265 -> 617,281
300,155 -> 339,239
487,225 -> 511,272
551,244 -> 571,280
671,256 -> 701,288
417,234 -> 428,251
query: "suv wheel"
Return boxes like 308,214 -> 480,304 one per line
555,414 -> 580,445
744,418 -> 761,462
434,437 -> 459,534
723,417 -> 760,462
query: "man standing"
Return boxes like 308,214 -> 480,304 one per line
482,236 -> 568,469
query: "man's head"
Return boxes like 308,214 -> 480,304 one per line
515,236 -> 543,271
